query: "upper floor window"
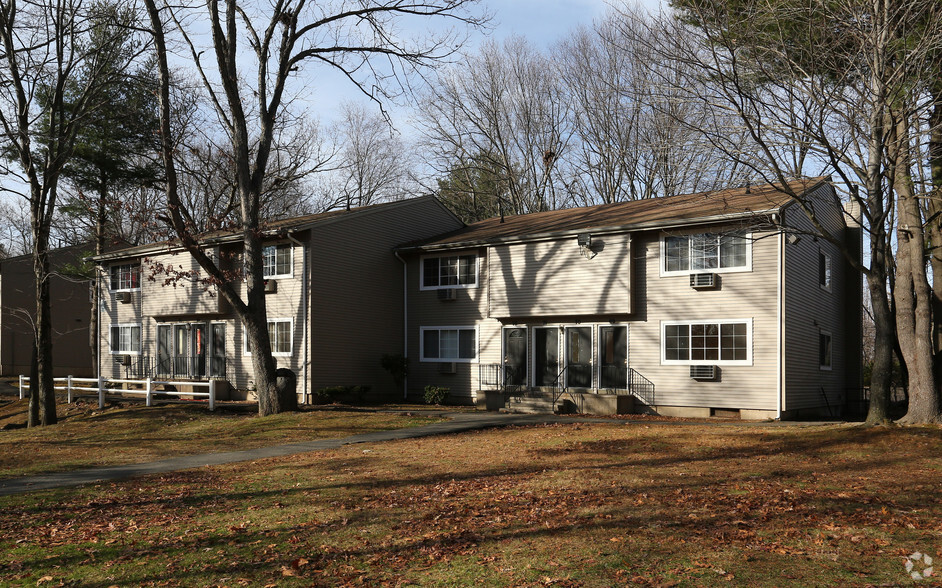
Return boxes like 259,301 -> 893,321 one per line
421,326 -> 477,361
662,232 -> 750,275
263,244 -> 292,278
661,320 -> 751,365
819,251 -> 831,291
110,324 -> 141,354
422,254 -> 477,289
110,263 -> 140,291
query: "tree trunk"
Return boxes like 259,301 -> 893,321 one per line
27,344 -> 39,427
927,93 -> 942,381
866,269 -> 894,425
33,236 -> 57,426
892,116 -> 940,424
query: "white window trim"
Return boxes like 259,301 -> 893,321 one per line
419,253 -> 480,291
419,325 -> 478,362
660,319 -> 753,366
596,323 -> 629,389
109,323 -> 142,355
819,249 -> 832,292
563,324 -> 595,389
659,231 -> 753,277
243,318 -> 294,357
819,329 -> 833,371
109,263 -> 141,292
262,243 -> 294,280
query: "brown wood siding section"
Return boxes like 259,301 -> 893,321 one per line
627,227 -> 780,411
487,234 -> 631,318
309,200 -> 463,396
1,249 -> 93,377
782,184 -> 860,413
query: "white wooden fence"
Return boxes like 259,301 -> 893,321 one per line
18,375 -> 217,411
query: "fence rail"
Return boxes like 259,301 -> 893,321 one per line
18,374 -> 217,411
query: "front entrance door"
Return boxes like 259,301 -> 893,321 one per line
503,327 -> 527,386
173,325 -> 189,376
599,325 -> 628,389
534,327 -> 559,387
566,327 -> 592,388
191,323 -> 206,378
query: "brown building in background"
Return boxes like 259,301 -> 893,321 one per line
0,244 -> 95,377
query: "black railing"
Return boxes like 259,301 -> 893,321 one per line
115,355 -> 230,381
551,365 -> 573,412
628,368 -> 655,405
478,364 -> 527,396
599,365 -> 629,391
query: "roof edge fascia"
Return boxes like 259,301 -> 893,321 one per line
397,207 -> 784,253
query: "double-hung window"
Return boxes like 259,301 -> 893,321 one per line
662,233 -> 749,274
421,327 -> 477,362
262,244 -> 292,278
243,319 -> 293,356
661,320 -> 751,365
110,263 -> 140,291
110,324 -> 141,354
422,254 -> 477,289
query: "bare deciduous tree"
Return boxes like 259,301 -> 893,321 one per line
143,0 -> 486,416
0,0 -> 145,426
417,36 -> 573,216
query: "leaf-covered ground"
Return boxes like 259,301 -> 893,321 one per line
0,397 -> 441,479
1,422 -> 940,586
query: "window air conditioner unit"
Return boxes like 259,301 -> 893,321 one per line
437,288 -> 457,301
440,362 -> 457,374
116,291 -> 132,303
690,365 -> 717,380
264,279 -> 277,294
115,354 -> 132,366
690,273 -> 716,289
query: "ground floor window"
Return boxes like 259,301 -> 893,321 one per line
244,319 -> 293,356
421,327 -> 476,361
661,320 -> 751,365
110,324 -> 141,354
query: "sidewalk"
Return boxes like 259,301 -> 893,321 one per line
0,411 -> 837,497
0,412 -> 605,497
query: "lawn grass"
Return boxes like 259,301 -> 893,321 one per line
0,398 -> 442,479
1,422 -> 940,586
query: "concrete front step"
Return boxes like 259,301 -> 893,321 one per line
501,395 -> 559,414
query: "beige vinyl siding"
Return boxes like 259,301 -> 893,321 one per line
310,198 -> 464,396
782,184 -> 860,413
407,247 -> 496,403
487,234 -> 631,318
628,227 -> 780,411
142,252 -> 226,317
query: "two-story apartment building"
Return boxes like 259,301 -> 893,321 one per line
90,197 -> 463,401
1,244 -> 95,377
396,178 -> 861,419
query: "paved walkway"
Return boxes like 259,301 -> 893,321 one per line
0,411 -> 838,497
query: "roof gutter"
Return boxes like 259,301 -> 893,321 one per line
396,207 -> 784,253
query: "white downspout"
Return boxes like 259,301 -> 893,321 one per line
286,234 -> 309,404
394,250 -> 408,400
96,265 -> 102,383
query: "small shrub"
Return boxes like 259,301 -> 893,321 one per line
381,353 -> 409,387
423,385 -> 449,405
314,385 -> 371,403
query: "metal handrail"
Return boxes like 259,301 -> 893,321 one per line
628,368 -> 655,405
551,365 -> 573,411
